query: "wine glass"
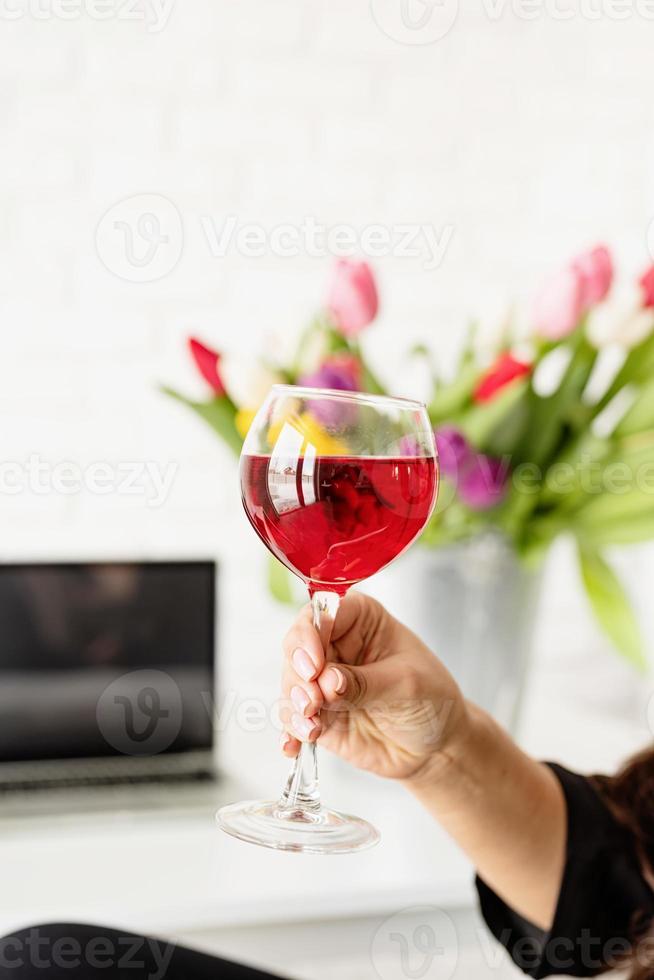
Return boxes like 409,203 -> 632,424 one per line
217,385 -> 439,853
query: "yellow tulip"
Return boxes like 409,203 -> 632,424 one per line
235,408 -> 257,440
267,411 -> 348,456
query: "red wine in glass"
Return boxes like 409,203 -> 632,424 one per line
241,454 -> 438,595
217,385 -> 439,854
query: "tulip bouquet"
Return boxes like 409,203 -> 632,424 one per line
164,251 -> 654,668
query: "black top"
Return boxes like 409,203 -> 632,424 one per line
476,764 -> 654,977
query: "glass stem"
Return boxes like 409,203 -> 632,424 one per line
277,590 -> 340,817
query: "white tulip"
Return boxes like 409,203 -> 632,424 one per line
587,282 -> 654,350
220,356 -> 283,408
294,326 -> 330,377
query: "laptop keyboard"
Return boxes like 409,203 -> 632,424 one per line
0,769 -> 216,794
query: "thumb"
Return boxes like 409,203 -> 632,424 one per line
318,659 -> 393,708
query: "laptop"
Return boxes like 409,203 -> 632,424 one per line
0,560 -> 220,816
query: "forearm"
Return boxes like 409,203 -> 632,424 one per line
404,702 -> 566,931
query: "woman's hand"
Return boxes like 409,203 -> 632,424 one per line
279,591 -> 566,933
279,591 -> 468,784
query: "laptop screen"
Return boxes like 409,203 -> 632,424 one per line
0,561 -> 215,763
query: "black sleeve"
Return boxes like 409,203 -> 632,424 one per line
475,763 -> 654,978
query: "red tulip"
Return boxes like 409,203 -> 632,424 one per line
188,337 -> 226,396
473,353 -> 532,403
572,245 -> 614,307
327,259 -> 379,337
639,265 -> 654,308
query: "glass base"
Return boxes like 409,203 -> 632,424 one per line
216,799 -> 380,854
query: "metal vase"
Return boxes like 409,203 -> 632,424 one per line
364,534 -> 542,733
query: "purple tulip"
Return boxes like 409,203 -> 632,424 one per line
434,426 -> 473,480
299,356 -> 360,428
434,426 -> 509,510
396,434 -> 420,456
458,454 -> 510,511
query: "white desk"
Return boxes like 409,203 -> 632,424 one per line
0,762 -> 473,937
0,658 -> 647,942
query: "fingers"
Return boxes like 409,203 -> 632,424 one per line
328,591 -> 371,643
279,658 -> 323,748
280,732 -> 301,758
319,658 -> 395,707
279,603 -> 324,749
279,660 -> 392,751
279,674 -> 322,745
327,592 -> 391,666
282,603 -> 325,678
278,593 -> 390,753
319,662 -> 366,709
280,631 -> 325,732
278,702 -> 321,746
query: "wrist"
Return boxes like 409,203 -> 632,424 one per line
400,700 -> 491,800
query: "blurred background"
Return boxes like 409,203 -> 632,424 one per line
2,2 -> 654,978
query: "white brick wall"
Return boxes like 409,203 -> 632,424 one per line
1,0 -> 653,696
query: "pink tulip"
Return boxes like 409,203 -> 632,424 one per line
533,266 -> 585,341
639,265 -> 654,308
572,245 -> 614,307
327,259 -> 379,337
533,245 -> 614,341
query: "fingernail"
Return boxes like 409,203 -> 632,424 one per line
291,685 -> 310,715
292,712 -> 318,741
329,667 -> 346,694
293,647 -> 316,681
279,732 -> 291,751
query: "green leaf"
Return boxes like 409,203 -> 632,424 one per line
325,325 -> 351,355
565,431 -> 654,532
577,545 -> 646,670
458,378 -> 530,455
161,386 -> 243,457
514,331 -> 597,468
537,433 -> 610,510
420,496 -> 484,548
267,555 -> 295,604
409,343 -> 440,391
576,512 -> 654,548
575,486 -> 654,528
614,379 -> 654,437
457,320 -> 479,370
348,338 -> 386,395
428,363 -> 479,424
360,362 -> 386,396
593,332 -> 654,415
291,317 -> 327,377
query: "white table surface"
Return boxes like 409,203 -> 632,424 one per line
0,653 -> 648,941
